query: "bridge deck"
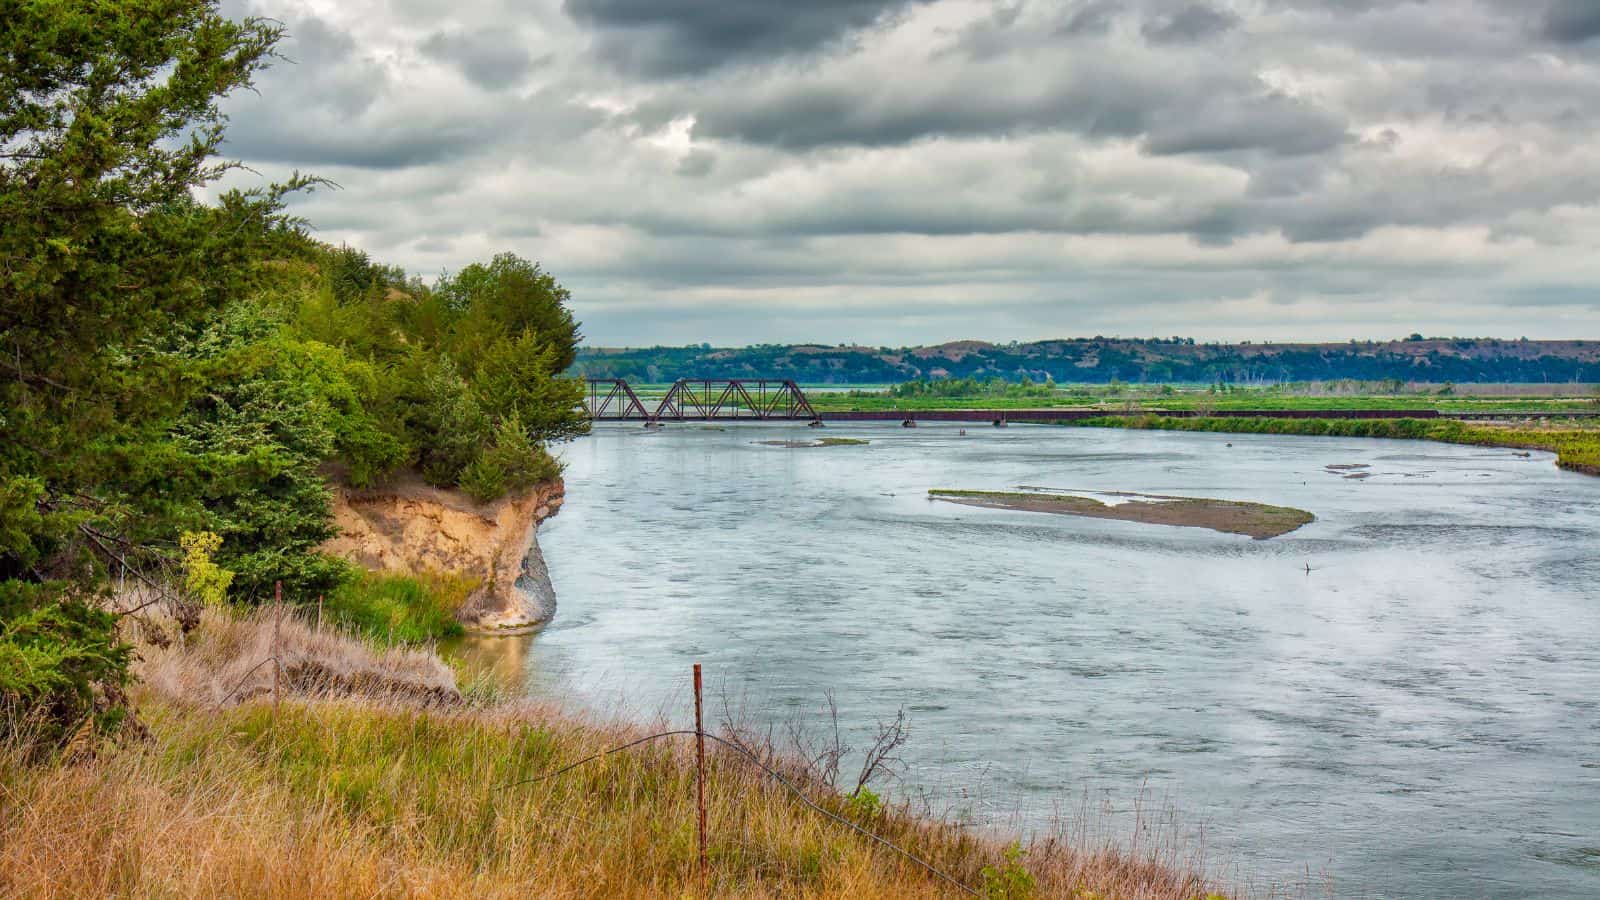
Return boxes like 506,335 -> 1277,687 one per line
818,408 -> 1444,423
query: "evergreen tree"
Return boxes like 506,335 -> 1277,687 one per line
1,0 -> 294,745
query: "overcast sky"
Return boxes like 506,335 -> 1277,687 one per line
215,0 -> 1600,346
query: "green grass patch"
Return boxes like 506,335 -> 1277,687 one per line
322,571 -> 477,643
1066,415 -> 1600,476
806,383 -> 1600,416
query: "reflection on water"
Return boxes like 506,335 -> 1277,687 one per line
444,632 -> 532,693
454,423 -> 1600,898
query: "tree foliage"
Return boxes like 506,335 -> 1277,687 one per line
291,248 -> 588,493
1,1 -> 586,747
575,338 -> 1600,386
1,0 -> 291,746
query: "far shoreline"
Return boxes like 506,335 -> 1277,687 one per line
1053,415 -> 1600,478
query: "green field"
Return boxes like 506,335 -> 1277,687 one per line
803,383 -> 1600,415
1062,415 -> 1600,477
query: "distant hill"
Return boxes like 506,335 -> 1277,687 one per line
573,338 -> 1600,386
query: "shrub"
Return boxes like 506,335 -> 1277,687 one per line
409,358 -> 492,488
844,786 -> 883,820
981,843 -> 1037,899
180,532 -> 235,606
0,584 -> 131,752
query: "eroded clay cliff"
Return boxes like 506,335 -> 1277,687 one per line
320,473 -> 564,633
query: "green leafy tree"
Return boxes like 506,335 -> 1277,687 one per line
0,0 -> 296,746
2,2 -> 590,749
459,413 -> 563,503
439,253 -> 583,371
406,356 -> 492,487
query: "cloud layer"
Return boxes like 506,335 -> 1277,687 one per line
215,0 -> 1600,344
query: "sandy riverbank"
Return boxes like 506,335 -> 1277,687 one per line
929,488 -> 1315,539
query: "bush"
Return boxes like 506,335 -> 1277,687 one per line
980,843 -> 1037,899
0,585 -> 131,751
180,532 -> 234,606
844,787 -> 883,821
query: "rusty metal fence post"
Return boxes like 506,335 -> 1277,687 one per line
694,663 -> 707,894
272,580 -> 282,722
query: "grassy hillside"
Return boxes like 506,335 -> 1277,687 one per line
1,607 -> 1223,899
575,338 -> 1600,385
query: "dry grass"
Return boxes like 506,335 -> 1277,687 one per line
135,605 -> 459,707
0,608 -> 1231,899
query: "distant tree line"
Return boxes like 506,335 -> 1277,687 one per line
573,339 -> 1600,385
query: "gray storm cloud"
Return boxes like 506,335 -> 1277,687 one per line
211,0 -> 1600,345
562,0 -> 935,74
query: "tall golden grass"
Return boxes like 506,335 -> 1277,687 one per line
135,605 -> 459,706
0,609 -> 1233,899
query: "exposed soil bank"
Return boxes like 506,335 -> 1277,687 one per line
930,488 -> 1315,539
320,473 -> 564,633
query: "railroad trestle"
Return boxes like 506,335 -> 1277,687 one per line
585,379 -> 819,422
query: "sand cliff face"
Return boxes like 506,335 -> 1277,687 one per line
320,474 -> 565,633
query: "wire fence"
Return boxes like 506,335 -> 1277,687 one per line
217,589 -> 981,895
497,665 -> 982,897
501,726 -> 981,895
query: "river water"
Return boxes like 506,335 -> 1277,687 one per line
462,423 -> 1600,897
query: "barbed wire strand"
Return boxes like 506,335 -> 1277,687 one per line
215,668 -> 981,894
215,657 -> 279,707
500,728 -> 981,896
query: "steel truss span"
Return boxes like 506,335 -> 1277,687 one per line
585,379 -> 819,422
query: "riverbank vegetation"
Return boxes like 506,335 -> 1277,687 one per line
2,603 -> 1223,899
808,380 -> 1600,415
1064,417 -> 1600,477
1,0 -> 583,750
321,572 -> 477,644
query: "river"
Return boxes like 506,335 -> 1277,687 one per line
460,422 -> 1600,897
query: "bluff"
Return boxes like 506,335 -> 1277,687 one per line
320,473 -> 565,633
574,338 -> 1600,385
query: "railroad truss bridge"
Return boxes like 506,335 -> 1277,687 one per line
585,379 -> 821,424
